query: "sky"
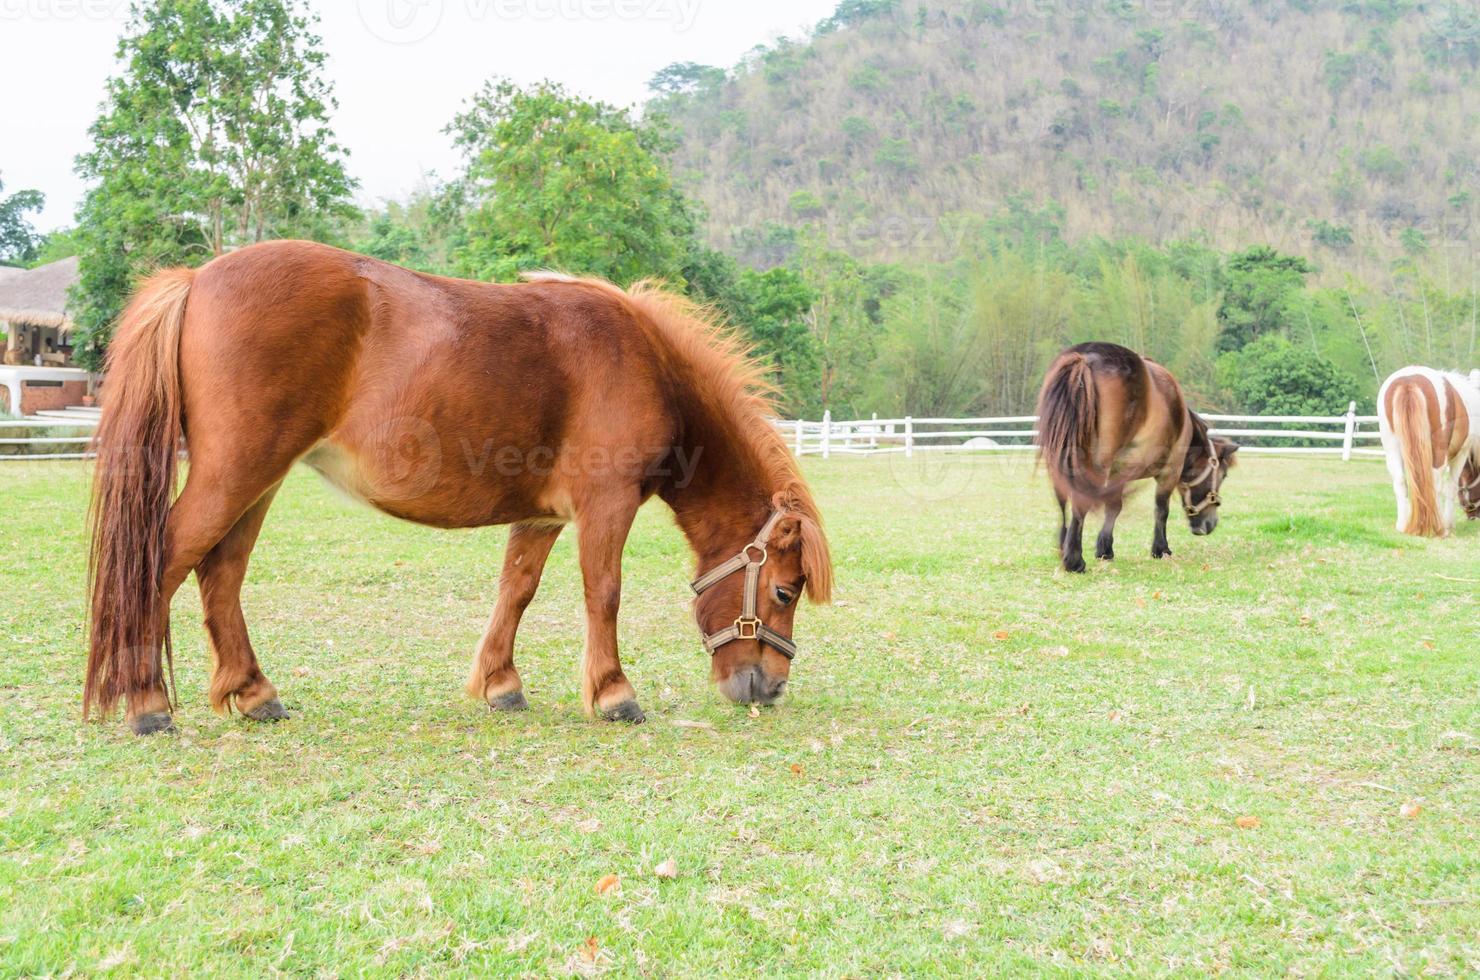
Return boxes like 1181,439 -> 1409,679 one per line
0,0 -> 840,233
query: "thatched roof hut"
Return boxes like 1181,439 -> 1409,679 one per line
0,256 -> 80,335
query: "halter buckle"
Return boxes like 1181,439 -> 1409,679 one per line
734,617 -> 760,640
742,543 -> 768,566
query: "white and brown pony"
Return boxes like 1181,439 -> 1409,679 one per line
1378,366 -> 1480,537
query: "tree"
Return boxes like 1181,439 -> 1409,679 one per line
0,175 -> 45,265
446,79 -> 696,285
733,267 -> 820,415
1217,334 -> 1362,415
648,62 -> 726,97
1216,246 -> 1314,352
71,0 -> 356,368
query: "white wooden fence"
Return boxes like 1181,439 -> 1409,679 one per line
0,414 -> 100,461
3,403 -> 1384,461
782,402 -> 1383,461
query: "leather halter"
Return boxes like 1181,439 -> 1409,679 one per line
690,509 -> 798,660
1179,434 -> 1222,517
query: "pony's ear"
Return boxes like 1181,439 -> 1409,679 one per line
1217,439 -> 1240,466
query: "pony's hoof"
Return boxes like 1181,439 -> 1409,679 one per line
1063,557 -> 1087,574
129,712 -> 177,736
244,698 -> 290,723
489,690 -> 529,712
602,700 -> 647,724
1096,548 -> 1115,561
1151,546 -> 1173,559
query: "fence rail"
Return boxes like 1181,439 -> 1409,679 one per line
3,404 -> 1386,462
782,402 -> 1383,461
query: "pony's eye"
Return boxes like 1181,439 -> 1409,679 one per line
773,586 -> 795,606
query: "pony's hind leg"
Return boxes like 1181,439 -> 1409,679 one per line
1096,497 -> 1122,561
573,493 -> 644,723
1061,497 -> 1090,574
467,522 -> 564,712
125,470 -> 283,733
198,484 -> 286,720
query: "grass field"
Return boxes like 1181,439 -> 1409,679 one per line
1,454 -> 1477,975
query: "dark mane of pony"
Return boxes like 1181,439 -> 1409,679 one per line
521,273 -> 833,602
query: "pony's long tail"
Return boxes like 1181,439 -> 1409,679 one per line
1389,382 -> 1442,537
84,268 -> 195,719
1036,351 -> 1106,493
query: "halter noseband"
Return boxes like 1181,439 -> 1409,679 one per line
690,509 -> 798,660
1461,464 -> 1480,514
1179,435 -> 1222,518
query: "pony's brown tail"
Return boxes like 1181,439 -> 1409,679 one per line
1036,351 -> 1105,492
84,268 -> 195,719
1389,383 -> 1443,537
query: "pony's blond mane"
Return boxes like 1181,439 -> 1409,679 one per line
522,272 -> 832,601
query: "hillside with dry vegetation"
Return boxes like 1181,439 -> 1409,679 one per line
656,0 -> 1480,276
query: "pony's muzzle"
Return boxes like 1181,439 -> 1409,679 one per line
717,665 -> 787,706
1189,512 -> 1218,536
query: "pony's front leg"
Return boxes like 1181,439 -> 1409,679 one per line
467,522 -> 564,711
1151,488 -> 1174,559
574,494 -> 645,723
1095,497 -> 1122,561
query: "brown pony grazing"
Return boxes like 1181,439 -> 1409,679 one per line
1035,342 -> 1239,573
85,240 -> 832,735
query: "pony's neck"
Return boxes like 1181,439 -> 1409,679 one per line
661,430 -> 775,567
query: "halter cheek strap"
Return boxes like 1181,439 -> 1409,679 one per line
690,509 -> 798,660
1179,437 -> 1222,517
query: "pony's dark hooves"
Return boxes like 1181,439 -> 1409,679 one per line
129,712 -> 177,736
1151,546 -> 1173,559
489,690 -> 529,712
1063,558 -> 1087,574
1096,548 -> 1115,561
244,698 -> 290,723
602,700 -> 647,724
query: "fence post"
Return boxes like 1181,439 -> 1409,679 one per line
904,416 -> 914,458
1341,401 -> 1357,462
870,412 -> 878,450
793,418 -> 804,458
821,409 -> 832,460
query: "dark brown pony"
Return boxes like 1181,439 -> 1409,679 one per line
1035,342 -> 1238,573
85,240 -> 832,734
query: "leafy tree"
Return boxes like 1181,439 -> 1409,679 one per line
0,175 -> 45,265
447,79 -> 695,285
71,0 -> 355,368
1217,334 -> 1362,415
648,62 -> 726,97
1217,246 -> 1314,352
733,267 -> 820,415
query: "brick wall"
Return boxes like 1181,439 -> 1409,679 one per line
19,380 -> 88,415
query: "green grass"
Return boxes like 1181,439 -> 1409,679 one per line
1,455 -> 1477,975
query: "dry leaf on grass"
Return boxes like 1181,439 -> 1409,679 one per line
992,630 -> 1010,641
1235,815 -> 1261,830
748,705 -> 760,719
789,763 -> 804,776
654,858 -> 678,879
595,874 -> 620,896
1399,801 -> 1423,819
